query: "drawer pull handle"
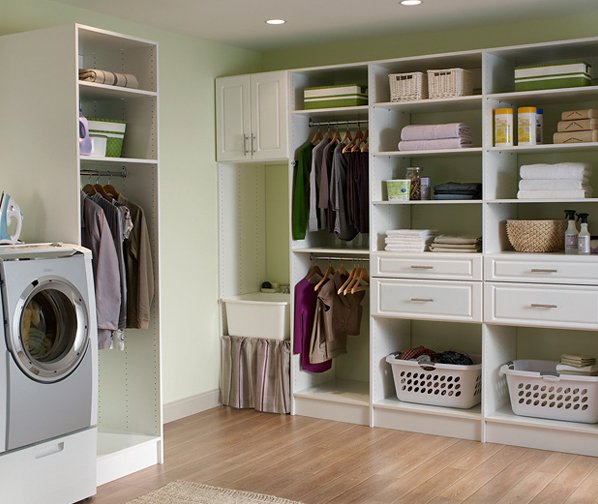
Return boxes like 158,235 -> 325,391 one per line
530,303 -> 558,309
35,442 -> 64,459
530,269 -> 558,273
410,265 -> 434,270
410,298 -> 434,303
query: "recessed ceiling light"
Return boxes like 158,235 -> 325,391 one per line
266,19 -> 286,25
400,0 -> 423,5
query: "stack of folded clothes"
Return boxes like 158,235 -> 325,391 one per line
398,123 -> 473,151
433,182 -> 482,200
557,354 -> 598,376
429,234 -> 481,253
517,162 -> 592,199
79,68 -> 139,89
385,229 -> 437,252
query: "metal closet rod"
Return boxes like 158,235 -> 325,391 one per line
80,166 -> 128,178
309,253 -> 369,262
308,118 -> 369,128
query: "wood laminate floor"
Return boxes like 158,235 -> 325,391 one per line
92,406 -> 598,503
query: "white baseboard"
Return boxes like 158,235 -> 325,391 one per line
162,389 -> 221,424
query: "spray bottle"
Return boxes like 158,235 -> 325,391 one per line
578,212 -> 591,254
564,209 -> 578,254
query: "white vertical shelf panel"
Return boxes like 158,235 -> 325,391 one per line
0,25 -> 80,244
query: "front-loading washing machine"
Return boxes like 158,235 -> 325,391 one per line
0,243 -> 98,503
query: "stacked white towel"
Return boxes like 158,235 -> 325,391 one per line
518,162 -> 593,199
398,123 -> 473,151
385,229 -> 438,252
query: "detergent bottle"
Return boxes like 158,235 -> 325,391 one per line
577,212 -> 591,255
564,209 -> 578,254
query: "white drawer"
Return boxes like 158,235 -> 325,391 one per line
485,254 -> 598,285
372,252 -> 482,280
485,282 -> 598,329
0,427 -> 96,504
372,278 -> 482,322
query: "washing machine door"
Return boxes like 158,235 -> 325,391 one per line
8,276 -> 89,383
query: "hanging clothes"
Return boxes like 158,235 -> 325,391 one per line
80,192 -> 121,350
291,140 -> 313,240
118,193 -> 155,330
330,143 -> 358,241
308,136 -> 329,232
90,193 -> 127,349
293,275 -> 332,373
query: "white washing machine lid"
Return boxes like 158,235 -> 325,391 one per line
0,242 -> 85,260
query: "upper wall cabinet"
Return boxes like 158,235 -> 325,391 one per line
216,71 -> 289,162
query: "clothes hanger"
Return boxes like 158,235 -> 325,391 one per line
310,128 -> 323,145
93,183 -> 113,200
103,175 -> 120,199
350,125 -> 365,152
338,265 -> 358,295
314,263 -> 334,291
305,264 -> 323,281
350,267 -> 369,294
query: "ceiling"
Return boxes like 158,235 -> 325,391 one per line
52,0 -> 598,51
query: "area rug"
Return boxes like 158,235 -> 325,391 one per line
127,480 -> 304,504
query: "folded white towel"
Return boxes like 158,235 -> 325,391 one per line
385,237 -> 428,244
429,246 -> 480,253
398,138 -> 473,151
517,189 -> 592,199
519,178 -> 590,191
519,163 -> 590,180
385,245 -> 428,252
386,229 -> 438,236
557,363 -> 598,373
400,123 -> 471,141
433,234 -> 481,245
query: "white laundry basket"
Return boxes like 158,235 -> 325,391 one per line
386,354 -> 482,409
500,360 -> 598,423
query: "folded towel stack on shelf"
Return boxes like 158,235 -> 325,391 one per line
398,123 -> 472,151
518,162 -> 592,199
428,234 -> 482,253
554,109 -> 598,144
385,229 -> 438,252
557,354 -> 598,376
433,181 -> 482,200
79,68 -> 139,89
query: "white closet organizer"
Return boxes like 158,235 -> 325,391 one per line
368,50 -> 485,440
289,64 -> 371,424
220,36 -> 598,457
0,24 -> 162,484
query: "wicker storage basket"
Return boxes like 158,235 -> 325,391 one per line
389,72 -> 428,102
427,68 -> 473,99
500,360 -> 598,423
386,354 -> 482,409
506,219 -> 567,253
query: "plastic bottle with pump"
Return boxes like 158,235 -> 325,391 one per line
577,212 -> 591,254
564,209 -> 578,254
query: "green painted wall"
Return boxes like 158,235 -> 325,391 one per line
261,11 -> 598,70
2,0 -> 263,406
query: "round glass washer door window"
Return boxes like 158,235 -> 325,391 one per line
10,277 -> 89,383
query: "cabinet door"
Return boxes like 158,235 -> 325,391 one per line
216,75 -> 251,161
250,71 -> 288,161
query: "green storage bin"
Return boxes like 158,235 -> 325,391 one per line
303,84 -> 368,109
88,119 -> 127,157
514,61 -> 591,92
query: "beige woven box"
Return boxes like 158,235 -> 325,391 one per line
389,72 -> 428,101
427,68 -> 473,99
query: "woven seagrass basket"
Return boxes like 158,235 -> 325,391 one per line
506,219 -> 567,253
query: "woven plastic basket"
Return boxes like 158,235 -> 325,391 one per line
389,72 -> 428,102
500,360 -> 598,423
506,219 -> 567,253
427,68 -> 473,99
386,354 -> 482,409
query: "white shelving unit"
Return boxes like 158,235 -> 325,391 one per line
0,23 -> 162,485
